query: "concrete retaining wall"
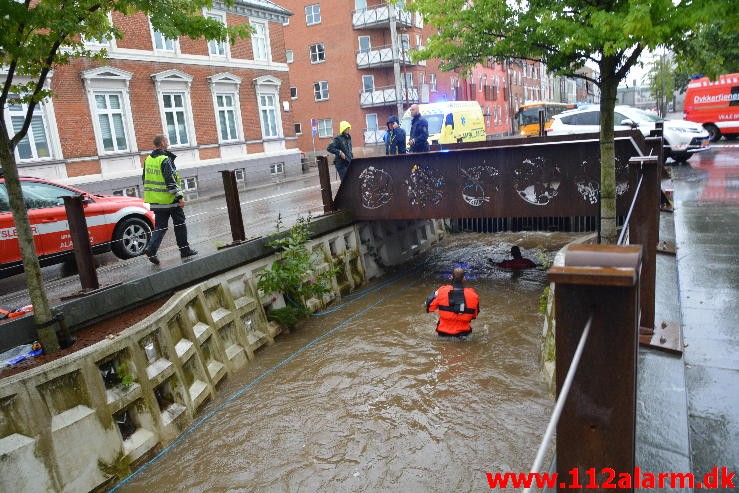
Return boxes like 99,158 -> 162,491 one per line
0,218 -> 444,492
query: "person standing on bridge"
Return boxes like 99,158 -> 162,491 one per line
142,134 -> 198,265
327,121 -> 353,180
408,104 -> 429,153
424,267 -> 480,337
386,115 -> 407,155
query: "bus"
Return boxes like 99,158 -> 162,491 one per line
516,102 -> 572,136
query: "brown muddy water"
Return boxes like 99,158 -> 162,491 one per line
116,232 -> 581,493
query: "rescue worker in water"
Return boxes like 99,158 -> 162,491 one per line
424,267 -> 480,337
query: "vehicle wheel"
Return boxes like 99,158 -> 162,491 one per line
670,152 -> 691,163
111,217 -> 151,259
704,124 -> 721,142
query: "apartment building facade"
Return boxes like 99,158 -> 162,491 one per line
282,0 -> 524,153
5,0 -> 299,197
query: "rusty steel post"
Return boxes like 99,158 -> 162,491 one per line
628,150 -> 660,330
62,195 -> 99,291
220,170 -> 246,244
317,155 -> 335,213
548,244 -> 642,493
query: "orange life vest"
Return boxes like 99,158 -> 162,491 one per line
427,284 -> 480,335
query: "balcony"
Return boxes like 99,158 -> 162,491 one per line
364,129 -> 385,145
356,45 -> 422,69
352,4 -> 413,30
360,85 -> 419,108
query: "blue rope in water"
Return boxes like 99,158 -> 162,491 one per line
108,271 -> 424,492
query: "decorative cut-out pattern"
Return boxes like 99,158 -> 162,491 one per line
406,164 -> 444,207
360,166 -> 393,209
460,165 -> 500,207
575,160 -> 600,204
514,157 -> 561,205
615,156 -> 630,196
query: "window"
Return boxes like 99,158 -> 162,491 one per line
310,43 -> 325,63
305,4 -> 321,25
234,168 -> 246,182
162,93 -> 190,145
366,113 -> 378,131
317,118 -> 332,138
182,176 -> 198,190
6,96 -> 52,160
251,20 -> 269,61
258,94 -> 279,138
358,36 -> 371,53
403,72 -> 413,89
415,34 -> 421,47
150,20 -> 176,52
415,12 -> 424,28
294,123 -> 302,135
355,0 -> 367,9
430,73 -> 437,92
314,81 -> 329,101
270,162 -> 285,174
20,181 -> 78,209
419,73 -> 425,85
207,13 -> 227,56
286,50 -> 294,63
216,94 -> 238,141
362,75 -> 375,93
400,34 -> 410,52
112,186 -> 140,197
290,86 -> 298,99
95,93 -> 129,152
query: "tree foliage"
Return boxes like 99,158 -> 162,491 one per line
647,55 -> 676,117
0,0 -> 250,351
413,0 -> 729,243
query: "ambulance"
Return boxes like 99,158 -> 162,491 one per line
0,175 -> 155,278
683,73 -> 739,142
401,101 -> 486,145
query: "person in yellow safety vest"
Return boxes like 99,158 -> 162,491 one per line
142,134 -> 198,265
424,267 -> 480,337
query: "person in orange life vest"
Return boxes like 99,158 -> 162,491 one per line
424,267 -> 480,337
496,246 -> 536,269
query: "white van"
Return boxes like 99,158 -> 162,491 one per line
400,101 -> 486,145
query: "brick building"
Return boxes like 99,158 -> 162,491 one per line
4,0 -> 300,197
281,0 -> 522,154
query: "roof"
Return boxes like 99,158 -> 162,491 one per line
236,0 -> 291,15
213,0 -> 293,22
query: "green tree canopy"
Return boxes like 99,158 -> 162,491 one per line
0,0 -> 251,351
413,0 -> 730,243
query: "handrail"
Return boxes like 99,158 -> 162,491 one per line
523,314 -> 593,493
617,173 -> 644,245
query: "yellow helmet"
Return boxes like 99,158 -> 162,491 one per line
339,121 -> 352,134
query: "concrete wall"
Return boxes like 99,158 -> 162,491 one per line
0,218 -> 444,492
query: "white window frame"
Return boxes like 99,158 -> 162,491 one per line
4,88 -> 59,162
286,49 -> 294,63
314,81 -> 329,101
253,75 -> 284,140
250,19 -> 271,62
258,93 -> 280,139
365,113 -> 378,131
149,20 -> 178,53
310,43 -> 325,64
270,162 -> 285,175
81,13 -> 116,51
362,75 -> 375,93
317,118 -> 332,138
206,12 -> 228,57
290,86 -> 298,99
215,94 -> 239,142
294,122 -> 302,135
305,4 -> 321,25
93,93 -> 131,152
430,73 -> 437,92
208,72 -> 244,144
152,69 -> 196,148
81,66 -> 137,156
358,36 -> 371,53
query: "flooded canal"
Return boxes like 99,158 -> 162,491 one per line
118,232 -> 581,492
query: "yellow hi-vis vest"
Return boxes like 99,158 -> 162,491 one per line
143,154 -> 179,205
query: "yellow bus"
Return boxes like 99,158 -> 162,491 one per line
516,102 -> 571,136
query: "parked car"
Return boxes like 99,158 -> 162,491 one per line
0,175 -> 154,278
547,105 -> 710,162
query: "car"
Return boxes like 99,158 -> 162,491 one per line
547,105 -> 710,162
0,175 -> 155,278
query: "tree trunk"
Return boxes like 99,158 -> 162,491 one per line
0,132 -> 60,352
599,57 -> 619,244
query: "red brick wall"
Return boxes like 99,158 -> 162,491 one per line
200,147 -> 221,160
114,12 -> 152,51
67,160 -> 102,177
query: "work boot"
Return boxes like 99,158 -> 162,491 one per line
180,249 -> 198,259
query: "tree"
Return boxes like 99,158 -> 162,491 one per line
647,54 -> 675,117
673,19 -> 739,80
413,0 -> 728,243
1,0 -> 250,352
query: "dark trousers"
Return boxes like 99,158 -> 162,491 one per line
147,206 -> 189,255
335,161 -> 348,180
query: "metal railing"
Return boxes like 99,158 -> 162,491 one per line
524,315 -> 593,493
352,4 -> 413,29
359,84 -> 419,108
